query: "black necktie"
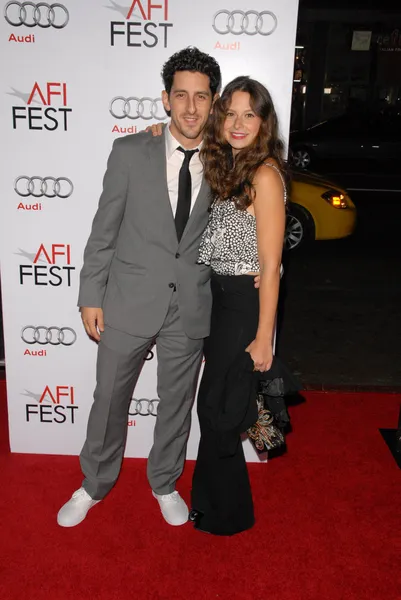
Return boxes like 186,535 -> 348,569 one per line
175,147 -> 198,242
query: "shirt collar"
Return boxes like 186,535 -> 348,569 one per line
166,123 -> 203,159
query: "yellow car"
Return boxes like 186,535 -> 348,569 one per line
285,170 -> 357,251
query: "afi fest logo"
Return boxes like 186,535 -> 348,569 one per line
17,244 -> 75,287
9,81 -> 72,131
23,386 -> 78,424
5,1 -> 69,44
14,175 -> 74,212
107,0 -> 173,48
109,96 -> 166,134
213,9 -> 278,52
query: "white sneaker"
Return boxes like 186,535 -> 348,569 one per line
152,490 -> 189,526
57,487 -> 100,528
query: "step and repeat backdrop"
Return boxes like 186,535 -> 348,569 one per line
0,0 -> 299,459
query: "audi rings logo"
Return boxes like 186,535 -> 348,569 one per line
109,97 -> 166,121
129,399 -> 159,417
21,326 -> 77,346
14,176 -> 73,198
213,10 -> 277,36
4,2 -> 69,28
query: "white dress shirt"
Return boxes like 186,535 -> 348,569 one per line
165,124 -> 203,217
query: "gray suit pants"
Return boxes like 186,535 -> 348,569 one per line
80,292 -> 204,499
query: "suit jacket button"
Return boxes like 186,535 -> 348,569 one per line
175,253 -> 180,259
169,282 -> 175,289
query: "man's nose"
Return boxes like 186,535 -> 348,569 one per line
186,97 -> 196,114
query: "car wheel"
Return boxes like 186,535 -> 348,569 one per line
284,204 -> 315,251
291,147 -> 313,170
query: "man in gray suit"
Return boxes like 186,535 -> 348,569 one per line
57,47 -> 221,528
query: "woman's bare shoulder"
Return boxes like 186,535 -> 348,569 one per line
261,157 -> 280,169
254,159 -> 282,186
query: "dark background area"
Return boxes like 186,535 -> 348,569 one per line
1,0 -> 400,388
282,0 -> 401,388
278,188 -> 401,389
292,0 -> 401,131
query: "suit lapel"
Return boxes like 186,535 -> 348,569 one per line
148,130 -> 178,249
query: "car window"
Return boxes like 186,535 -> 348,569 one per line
371,114 -> 401,136
310,115 -> 363,135
358,113 -> 401,136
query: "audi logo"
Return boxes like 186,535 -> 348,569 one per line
109,97 -> 166,121
4,2 -> 69,28
213,10 -> 277,36
14,176 -> 73,198
129,399 -> 159,417
21,326 -> 77,346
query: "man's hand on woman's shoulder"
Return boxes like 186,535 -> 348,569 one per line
144,123 -> 164,136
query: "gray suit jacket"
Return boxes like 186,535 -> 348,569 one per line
78,129 -> 212,339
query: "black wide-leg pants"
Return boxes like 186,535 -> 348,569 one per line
191,273 -> 260,535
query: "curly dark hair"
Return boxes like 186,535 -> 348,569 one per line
161,47 -> 221,96
200,76 -> 287,210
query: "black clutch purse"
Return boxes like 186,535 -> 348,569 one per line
247,377 -> 290,455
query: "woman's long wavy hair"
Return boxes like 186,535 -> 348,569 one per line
200,76 -> 287,210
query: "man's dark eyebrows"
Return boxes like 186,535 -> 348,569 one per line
172,89 -> 211,95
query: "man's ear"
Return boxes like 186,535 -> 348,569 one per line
210,92 -> 220,114
162,90 -> 171,113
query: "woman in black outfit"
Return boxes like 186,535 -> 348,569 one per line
190,76 -> 291,536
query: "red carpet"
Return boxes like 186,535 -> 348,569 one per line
0,379 -> 400,600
